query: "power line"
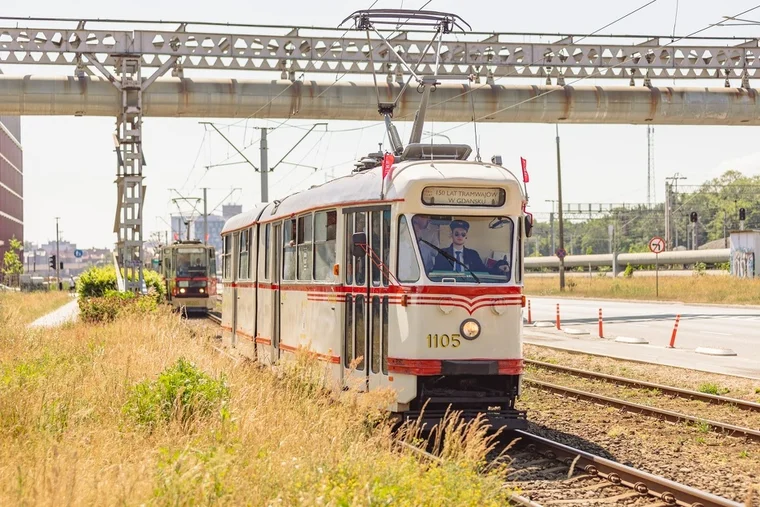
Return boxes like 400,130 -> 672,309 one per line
433,3 -> 760,138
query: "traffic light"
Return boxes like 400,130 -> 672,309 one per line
690,211 -> 698,223
48,255 -> 56,269
739,207 -> 746,221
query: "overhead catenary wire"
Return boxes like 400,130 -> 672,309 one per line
430,3 -> 760,139
387,0 -> 665,127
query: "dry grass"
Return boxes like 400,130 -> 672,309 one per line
0,291 -> 72,325
0,308 -> 509,506
525,275 -> 760,305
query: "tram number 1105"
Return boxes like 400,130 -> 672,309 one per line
426,333 -> 462,349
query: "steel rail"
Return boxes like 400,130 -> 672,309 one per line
206,312 -> 222,325
525,359 -> 760,412
393,439 -> 542,507
525,379 -> 760,441
513,430 -> 742,507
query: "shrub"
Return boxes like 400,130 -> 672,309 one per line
78,291 -> 160,323
77,265 -> 165,300
693,262 -> 707,276
623,263 -> 634,278
123,358 -> 229,430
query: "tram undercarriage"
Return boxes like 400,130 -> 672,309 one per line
403,372 -> 527,430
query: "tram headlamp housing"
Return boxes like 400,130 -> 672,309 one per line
460,318 -> 481,340
179,288 -> 186,294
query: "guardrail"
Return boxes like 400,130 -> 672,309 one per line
525,248 -> 730,271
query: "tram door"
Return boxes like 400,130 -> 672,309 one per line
231,232 -> 240,348
343,208 -> 391,390
272,223 -> 282,362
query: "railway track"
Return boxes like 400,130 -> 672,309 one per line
206,311 -> 222,325
507,431 -> 742,507
525,359 -> 760,412
398,431 -> 741,507
524,361 -> 760,442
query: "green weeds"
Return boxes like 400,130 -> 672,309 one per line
123,358 -> 229,430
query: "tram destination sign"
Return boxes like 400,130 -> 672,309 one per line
422,187 -> 506,207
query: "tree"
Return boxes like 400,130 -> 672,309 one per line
2,236 -> 24,276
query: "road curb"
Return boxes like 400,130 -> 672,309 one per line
614,336 -> 649,344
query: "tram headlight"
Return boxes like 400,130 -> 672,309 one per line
199,288 -> 205,294
460,318 -> 481,340
179,288 -> 186,294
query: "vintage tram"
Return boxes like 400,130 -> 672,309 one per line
219,143 -> 531,429
158,240 -> 218,314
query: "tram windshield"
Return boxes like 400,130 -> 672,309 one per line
173,248 -> 208,277
399,214 -> 514,284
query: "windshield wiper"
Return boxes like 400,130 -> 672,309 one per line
419,239 -> 480,283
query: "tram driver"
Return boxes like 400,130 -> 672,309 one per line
432,220 -> 509,277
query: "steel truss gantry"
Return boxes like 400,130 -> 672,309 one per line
0,16 -> 759,83
1,14 -> 758,290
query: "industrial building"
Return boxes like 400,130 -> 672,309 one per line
0,116 -> 23,260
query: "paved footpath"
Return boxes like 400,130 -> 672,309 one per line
27,297 -> 80,329
524,296 -> 760,379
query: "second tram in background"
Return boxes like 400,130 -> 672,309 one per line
158,240 -> 218,314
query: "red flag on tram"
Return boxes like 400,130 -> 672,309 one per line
173,232 -> 179,241
382,153 -> 395,180
520,157 -> 529,183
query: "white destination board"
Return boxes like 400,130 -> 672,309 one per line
422,187 -> 505,207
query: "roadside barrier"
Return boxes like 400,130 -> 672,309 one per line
668,314 -> 681,348
598,308 -> 604,338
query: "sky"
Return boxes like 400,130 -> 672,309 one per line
2,0 -> 760,248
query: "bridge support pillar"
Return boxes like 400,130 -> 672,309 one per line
612,251 -> 619,277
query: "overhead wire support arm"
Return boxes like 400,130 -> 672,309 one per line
201,122 -> 259,171
270,122 -> 328,171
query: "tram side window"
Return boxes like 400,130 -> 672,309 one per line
397,216 -> 420,282
370,211 -> 381,286
355,212 -> 367,285
209,250 -> 217,278
382,211 -> 390,287
345,213 -> 354,285
314,210 -> 337,281
238,229 -> 250,280
262,224 -> 271,281
297,214 -> 313,281
283,219 -> 296,281
222,235 -> 233,280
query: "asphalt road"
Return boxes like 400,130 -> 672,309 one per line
524,296 -> 760,379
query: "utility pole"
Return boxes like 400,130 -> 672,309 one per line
555,125 -> 566,291
202,121 -> 327,204
260,128 -> 269,202
202,188 -> 208,245
55,217 -> 61,291
647,125 -> 655,205
664,181 -> 671,249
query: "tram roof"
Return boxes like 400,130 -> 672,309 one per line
222,160 -> 524,234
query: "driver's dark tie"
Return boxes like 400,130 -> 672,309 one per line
455,251 -> 462,272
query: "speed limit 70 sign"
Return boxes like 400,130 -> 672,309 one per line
648,236 -> 665,254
